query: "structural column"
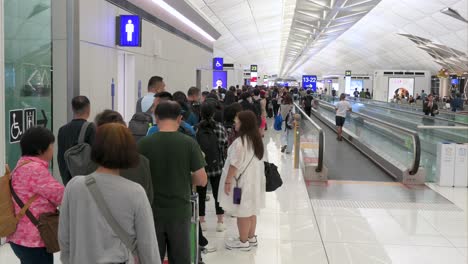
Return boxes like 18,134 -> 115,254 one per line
439,77 -> 450,98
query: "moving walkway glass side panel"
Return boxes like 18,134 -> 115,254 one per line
353,97 -> 468,124
344,100 -> 468,182
317,103 -> 415,173
294,104 -> 323,171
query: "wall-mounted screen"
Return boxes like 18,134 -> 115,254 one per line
346,80 -> 363,95
213,71 -> 227,89
388,78 -> 414,102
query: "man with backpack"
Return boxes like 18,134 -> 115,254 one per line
136,76 -> 166,113
302,90 -> 313,116
130,76 -> 166,141
57,96 -> 96,185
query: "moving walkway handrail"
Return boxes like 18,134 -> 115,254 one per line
318,101 -> 421,175
346,97 -> 468,126
294,103 -> 324,172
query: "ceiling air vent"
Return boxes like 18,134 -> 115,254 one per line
394,71 -> 404,75
415,72 -> 425,76
383,72 -> 394,75
404,72 -> 414,75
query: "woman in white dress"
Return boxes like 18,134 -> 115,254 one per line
218,110 -> 265,251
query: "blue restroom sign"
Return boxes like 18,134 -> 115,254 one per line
213,57 -> 224,71
116,15 -> 142,47
302,75 -> 317,91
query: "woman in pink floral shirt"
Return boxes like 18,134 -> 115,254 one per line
7,127 -> 64,264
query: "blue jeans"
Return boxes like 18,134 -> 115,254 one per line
282,129 -> 294,153
9,242 -> 53,264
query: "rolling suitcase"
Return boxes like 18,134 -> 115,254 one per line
190,193 -> 200,264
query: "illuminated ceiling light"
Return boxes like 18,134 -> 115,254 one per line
335,11 -> 368,20
328,20 -> 355,28
295,27 -> 311,33
345,0 -> 375,8
296,20 -> 317,28
340,0 -> 349,8
306,0 -> 330,9
293,33 -> 309,38
297,10 -> 322,19
152,0 -> 216,41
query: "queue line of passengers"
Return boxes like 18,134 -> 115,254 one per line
5,76 -> 274,264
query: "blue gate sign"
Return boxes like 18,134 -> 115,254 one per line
117,15 -> 142,47
302,75 -> 317,91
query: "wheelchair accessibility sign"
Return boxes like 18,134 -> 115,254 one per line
10,109 -> 24,143
9,108 -> 37,144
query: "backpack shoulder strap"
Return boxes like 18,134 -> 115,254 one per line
9,161 -> 40,225
85,176 -> 137,254
78,122 -> 91,144
136,97 -> 143,113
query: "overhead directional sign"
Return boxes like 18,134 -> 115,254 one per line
302,75 -> 317,91
345,70 -> 352,77
213,57 -> 224,71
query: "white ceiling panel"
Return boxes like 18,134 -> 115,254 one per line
185,0 -> 467,77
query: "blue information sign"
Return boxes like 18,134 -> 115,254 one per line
213,57 -> 224,71
302,75 -> 317,91
117,15 -> 142,47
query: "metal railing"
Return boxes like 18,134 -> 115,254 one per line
318,101 -> 421,175
293,103 -> 324,172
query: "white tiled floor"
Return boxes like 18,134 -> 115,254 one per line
1,130 -> 467,264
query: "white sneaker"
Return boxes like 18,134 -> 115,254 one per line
202,242 -> 217,253
249,236 -> 258,247
200,221 -> 207,232
216,222 -> 226,232
225,238 -> 251,251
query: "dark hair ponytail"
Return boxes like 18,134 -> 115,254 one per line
199,101 -> 216,129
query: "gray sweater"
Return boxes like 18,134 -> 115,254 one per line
59,172 -> 161,264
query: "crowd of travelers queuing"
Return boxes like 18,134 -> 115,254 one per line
4,76 -> 308,264
5,75 -> 465,263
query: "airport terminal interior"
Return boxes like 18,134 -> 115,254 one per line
0,0 -> 467,263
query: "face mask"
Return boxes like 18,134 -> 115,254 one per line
247,97 -> 253,103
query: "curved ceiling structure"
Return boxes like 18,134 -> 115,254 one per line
186,0 -> 468,77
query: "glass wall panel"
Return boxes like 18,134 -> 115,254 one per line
4,0 -> 52,168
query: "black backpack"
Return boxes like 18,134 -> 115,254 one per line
196,125 -> 221,169
253,99 -> 262,126
129,112 -> 152,142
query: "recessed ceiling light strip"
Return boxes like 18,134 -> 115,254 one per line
152,0 -> 215,41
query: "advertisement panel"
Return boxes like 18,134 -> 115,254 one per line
347,79 -> 363,95
388,78 -> 414,102
213,71 -> 227,89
